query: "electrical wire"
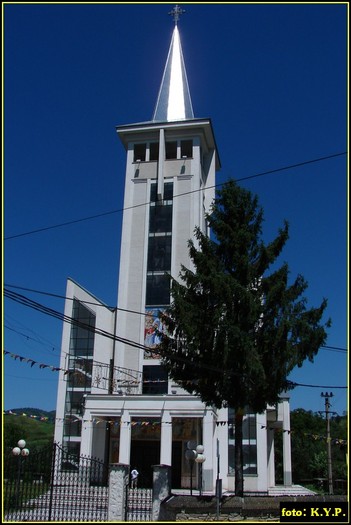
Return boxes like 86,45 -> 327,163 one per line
4,288 -> 230,375
4,325 -> 60,354
1,287 -> 288,386
4,350 -> 347,391
287,381 -> 347,390
4,283 -> 348,353
4,151 -> 347,241
4,288 -> 348,389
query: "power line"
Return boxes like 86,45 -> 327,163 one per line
235,152 -> 346,183
4,287 -> 348,387
4,312 -> 59,349
4,289 -> 147,351
4,283 -> 122,313
4,325 -> 59,353
4,283 -> 348,353
322,345 -> 347,353
4,151 -> 347,241
5,287 -> 348,390
4,373 -> 58,382
4,288 -> 230,375
287,381 -> 347,389
5,350 -> 347,392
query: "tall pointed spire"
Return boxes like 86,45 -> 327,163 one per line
152,6 -> 194,122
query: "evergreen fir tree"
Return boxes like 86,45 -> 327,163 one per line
159,179 -> 331,496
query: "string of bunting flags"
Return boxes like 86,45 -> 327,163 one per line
4,350 -> 162,384
216,421 -> 346,445
4,350 -> 214,388
4,350 -> 63,372
259,424 -> 347,445
3,411 -> 347,446
3,411 -> 172,426
4,351 -> 347,447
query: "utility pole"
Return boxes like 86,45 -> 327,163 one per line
320,392 -> 334,495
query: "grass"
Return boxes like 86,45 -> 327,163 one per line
4,414 -> 54,451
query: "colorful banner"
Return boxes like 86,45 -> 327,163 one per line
144,308 -> 167,358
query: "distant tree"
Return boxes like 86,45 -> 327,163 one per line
159,180 -> 331,495
275,409 -> 347,491
3,417 -> 24,451
309,450 -> 328,478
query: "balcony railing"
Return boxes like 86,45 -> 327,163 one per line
92,362 -> 142,394
66,357 -> 181,396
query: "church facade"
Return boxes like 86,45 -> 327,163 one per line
54,10 -> 292,494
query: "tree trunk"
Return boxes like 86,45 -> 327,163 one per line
234,411 -> 244,496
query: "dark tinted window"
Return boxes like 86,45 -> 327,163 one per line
70,300 -> 95,357
134,143 -> 146,162
149,142 -> 159,161
146,274 -> 170,306
64,419 -> 82,437
164,182 -> 173,200
143,365 -> 168,394
166,141 -> 177,159
149,205 -> 172,233
181,140 -> 193,158
150,182 -> 173,202
147,236 -> 172,271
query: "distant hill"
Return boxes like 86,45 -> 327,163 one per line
4,408 -> 55,451
4,407 -> 56,421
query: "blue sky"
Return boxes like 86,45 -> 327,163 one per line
3,3 -> 348,417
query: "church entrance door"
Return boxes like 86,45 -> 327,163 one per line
130,440 -> 160,488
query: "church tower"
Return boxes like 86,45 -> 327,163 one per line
114,6 -> 220,395
54,6 -> 292,494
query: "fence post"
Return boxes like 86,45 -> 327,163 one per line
108,463 -> 129,521
48,443 -> 57,522
152,464 -> 171,521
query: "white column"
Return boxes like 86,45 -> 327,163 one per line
282,399 -> 292,486
160,411 -> 172,465
267,427 -> 275,488
80,410 -> 93,456
202,409 -> 215,491
256,413 -> 268,492
157,128 -> 165,200
119,411 -> 131,464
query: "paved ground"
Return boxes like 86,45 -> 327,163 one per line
175,512 -> 280,521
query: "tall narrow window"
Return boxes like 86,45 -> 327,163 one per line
69,301 -> 95,358
63,300 -> 96,463
147,236 -> 172,271
146,183 -> 173,307
145,182 -> 173,361
149,142 -> 159,161
149,205 -> 172,233
165,141 -> 177,159
146,274 -> 171,306
181,139 -> 193,158
134,143 -> 146,162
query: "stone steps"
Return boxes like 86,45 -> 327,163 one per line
268,485 -> 316,496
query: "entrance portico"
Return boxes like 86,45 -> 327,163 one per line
81,394 -> 214,489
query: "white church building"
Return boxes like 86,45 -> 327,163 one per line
54,7 -> 292,494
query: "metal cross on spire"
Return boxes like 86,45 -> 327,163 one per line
169,5 -> 185,25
